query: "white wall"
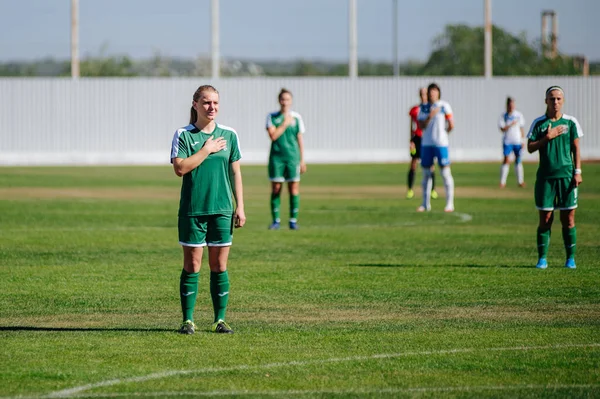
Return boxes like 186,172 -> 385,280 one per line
0,77 -> 597,165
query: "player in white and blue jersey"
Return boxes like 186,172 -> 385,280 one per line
417,83 -> 455,212
498,97 -> 526,188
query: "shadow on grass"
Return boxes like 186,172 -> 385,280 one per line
353,263 -> 533,269
0,326 -> 174,332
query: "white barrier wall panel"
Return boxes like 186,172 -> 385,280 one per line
0,77 -> 597,165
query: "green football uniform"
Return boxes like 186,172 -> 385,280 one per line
527,114 -> 583,210
266,110 -> 305,182
170,123 -> 242,217
527,114 -> 583,179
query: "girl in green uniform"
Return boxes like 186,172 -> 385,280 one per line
527,86 -> 583,269
170,85 -> 246,334
266,88 -> 306,230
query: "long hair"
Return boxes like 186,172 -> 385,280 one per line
190,85 -> 219,124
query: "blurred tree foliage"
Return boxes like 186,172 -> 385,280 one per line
420,24 -> 581,76
0,24 -> 593,77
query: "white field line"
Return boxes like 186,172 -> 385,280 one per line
305,211 -> 472,229
41,343 -> 600,399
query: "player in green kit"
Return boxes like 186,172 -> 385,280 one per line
266,88 -> 306,230
527,86 -> 583,269
170,85 -> 246,334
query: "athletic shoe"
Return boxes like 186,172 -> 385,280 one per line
289,221 -> 299,230
406,189 -> 414,199
212,320 -> 234,334
179,320 -> 196,335
499,183 -> 506,188
268,221 -> 280,230
444,206 -> 454,213
536,258 -> 548,269
565,258 -> 576,269
416,205 -> 430,212
430,189 -> 439,199
519,182 -> 526,188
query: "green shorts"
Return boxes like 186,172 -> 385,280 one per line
178,214 -> 234,247
534,177 -> 578,211
269,157 -> 300,183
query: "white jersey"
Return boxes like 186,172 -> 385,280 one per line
498,110 -> 525,145
417,100 -> 453,147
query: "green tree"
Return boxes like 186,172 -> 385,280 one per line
420,24 -> 581,76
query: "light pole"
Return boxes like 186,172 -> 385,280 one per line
393,0 -> 398,76
71,0 -> 80,78
211,0 -> 220,78
484,0 -> 492,78
348,0 -> 358,78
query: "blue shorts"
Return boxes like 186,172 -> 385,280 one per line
503,144 -> 522,159
421,146 -> 450,168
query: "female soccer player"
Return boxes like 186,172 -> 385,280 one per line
498,97 -> 526,188
266,88 -> 306,230
417,83 -> 455,213
407,87 -> 437,200
170,85 -> 246,334
527,86 -> 583,269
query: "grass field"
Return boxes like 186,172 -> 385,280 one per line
0,162 -> 599,399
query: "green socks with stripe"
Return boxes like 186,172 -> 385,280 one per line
210,271 -> 230,322
290,194 -> 300,221
562,226 -> 576,260
180,270 -> 199,322
537,227 -> 551,260
270,193 -> 281,223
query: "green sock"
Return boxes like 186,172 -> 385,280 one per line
290,194 -> 300,222
270,193 -> 281,223
180,270 -> 199,322
210,271 -> 230,322
562,226 -> 576,260
537,227 -> 551,260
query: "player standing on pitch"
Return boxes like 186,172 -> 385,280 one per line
171,85 -> 246,334
266,88 -> 307,230
417,83 -> 455,213
407,87 -> 438,200
527,86 -> 583,269
498,97 -> 526,188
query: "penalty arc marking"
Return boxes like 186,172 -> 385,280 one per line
43,343 -> 599,398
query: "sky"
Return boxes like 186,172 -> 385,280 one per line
0,0 -> 598,63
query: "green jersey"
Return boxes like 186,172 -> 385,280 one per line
266,110 -> 305,162
527,114 -> 583,179
170,123 -> 242,216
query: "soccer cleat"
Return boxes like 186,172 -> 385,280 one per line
430,189 -> 439,200
536,258 -> 548,269
416,205 -> 430,212
565,258 -> 576,269
179,320 -> 196,335
499,183 -> 506,189
406,189 -> 415,199
518,182 -> 526,188
268,221 -> 280,230
289,221 -> 299,230
444,206 -> 454,213
212,320 -> 234,334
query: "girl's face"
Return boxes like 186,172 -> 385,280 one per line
545,90 -> 564,114
279,93 -> 293,110
193,90 -> 219,121
428,88 -> 440,103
